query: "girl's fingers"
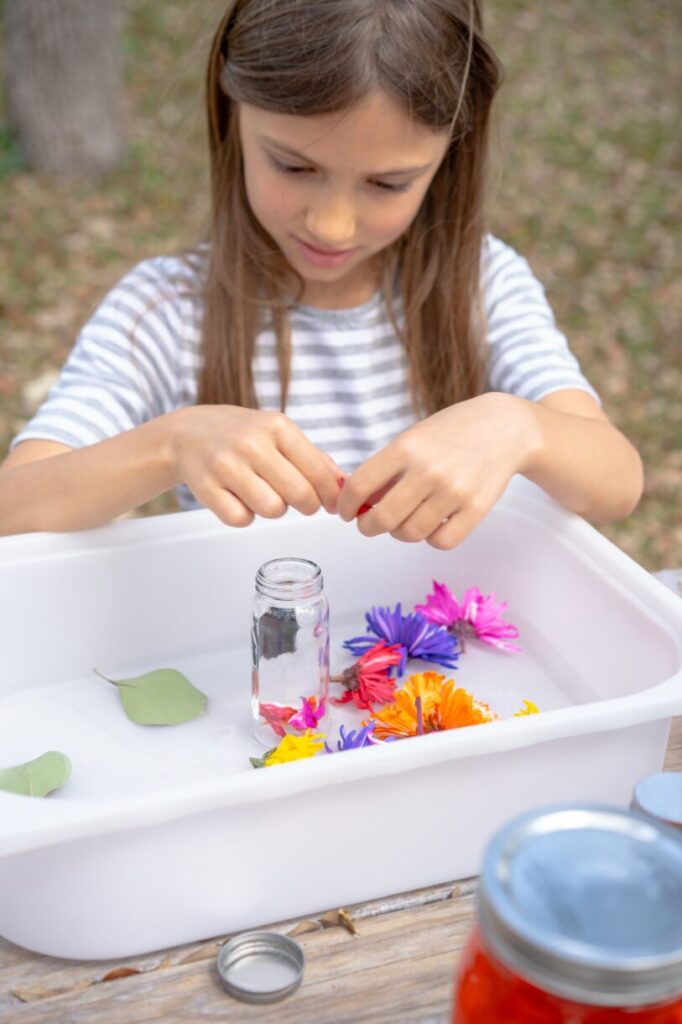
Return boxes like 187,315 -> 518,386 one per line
388,489 -> 460,543
353,473 -> 432,538
194,484 -> 255,528
218,467 -> 288,520
251,450 -> 324,516
426,505 -> 487,550
277,429 -> 344,514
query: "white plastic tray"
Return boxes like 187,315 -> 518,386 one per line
1,477 -> 681,959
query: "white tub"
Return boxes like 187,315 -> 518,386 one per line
1,477 -> 680,959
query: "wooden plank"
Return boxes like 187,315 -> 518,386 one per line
1,718 -> 680,1023
1,892 -> 477,1023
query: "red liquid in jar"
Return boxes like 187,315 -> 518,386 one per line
453,929 -> 682,1024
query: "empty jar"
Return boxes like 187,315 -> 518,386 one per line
251,557 -> 329,744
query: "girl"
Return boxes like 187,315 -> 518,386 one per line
0,0 -> 643,546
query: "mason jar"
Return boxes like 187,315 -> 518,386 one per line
251,557 -> 329,745
452,805 -> 682,1022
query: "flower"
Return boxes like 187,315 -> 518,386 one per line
250,730 -> 326,768
415,583 -> 521,653
369,672 -> 497,740
325,722 -> 385,753
288,696 -> 326,731
343,604 -> 459,675
258,702 -> 297,737
331,641 -> 403,710
513,699 -> 539,717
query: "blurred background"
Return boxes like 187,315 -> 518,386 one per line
0,0 -> 679,570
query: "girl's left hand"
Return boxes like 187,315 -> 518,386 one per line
336,392 -> 538,549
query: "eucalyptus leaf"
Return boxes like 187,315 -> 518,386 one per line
95,668 -> 208,725
0,751 -> 72,797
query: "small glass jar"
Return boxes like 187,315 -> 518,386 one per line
452,805 -> 682,1023
251,557 -> 329,744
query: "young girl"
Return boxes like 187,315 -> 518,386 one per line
0,0 -> 643,546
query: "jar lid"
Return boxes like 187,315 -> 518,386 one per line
632,771 -> 682,829
479,804 -> 682,1007
217,931 -> 304,1003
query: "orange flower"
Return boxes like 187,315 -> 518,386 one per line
369,672 -> 497,740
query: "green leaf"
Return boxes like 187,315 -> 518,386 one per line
249,749 -> 276,769
0,751 -> 72,797
95,668 -> 208,726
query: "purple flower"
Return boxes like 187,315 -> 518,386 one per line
325,722 -> 387,753
343,603 -> 459,675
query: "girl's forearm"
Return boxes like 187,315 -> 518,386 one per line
0,416 -> 179,536
517,398 -> 644,522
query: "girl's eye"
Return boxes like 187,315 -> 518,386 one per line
269,157 -> 409,194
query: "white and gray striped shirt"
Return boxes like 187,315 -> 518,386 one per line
11,235 -> 599,510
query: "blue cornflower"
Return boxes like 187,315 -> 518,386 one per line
343,603 -> 459,675
325,722 -> 385,753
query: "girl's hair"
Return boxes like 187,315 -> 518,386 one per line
199,0 -> 502,416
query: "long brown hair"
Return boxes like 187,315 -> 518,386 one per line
198,0 -> 502,416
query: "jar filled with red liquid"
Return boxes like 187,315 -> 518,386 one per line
452,805 -> 682,1022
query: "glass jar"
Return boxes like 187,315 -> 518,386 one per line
251,557 -> 329,745
452,805 -> 682,1023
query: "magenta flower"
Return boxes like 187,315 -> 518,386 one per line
288,696 -> 326,731
415,583 -> 521,653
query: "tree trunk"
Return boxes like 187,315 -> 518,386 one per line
3,0 -> 125,177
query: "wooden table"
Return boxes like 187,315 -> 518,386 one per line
1,719 -> 680,1024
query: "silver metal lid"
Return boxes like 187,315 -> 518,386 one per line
632,772 -> 682,830
480,804 -> 682,1007
217,931 -> 304,1004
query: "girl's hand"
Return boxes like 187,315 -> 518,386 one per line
336,393 -> 538,549
166,405 -> 342,527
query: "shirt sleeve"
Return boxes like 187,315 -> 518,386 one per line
482,235 -> 600,404
10,257 -> 192,451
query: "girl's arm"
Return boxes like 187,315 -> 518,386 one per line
336,390 -> 643,550
0,406 -> 341,536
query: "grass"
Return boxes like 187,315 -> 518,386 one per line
0,0 -> 680,568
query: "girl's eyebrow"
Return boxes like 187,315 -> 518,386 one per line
258,135 -> 433,178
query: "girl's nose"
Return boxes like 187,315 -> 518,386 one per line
304,196 -> 356,249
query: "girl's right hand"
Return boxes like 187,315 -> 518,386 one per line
165,405 -> 341,526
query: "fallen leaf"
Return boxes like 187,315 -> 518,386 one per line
320,908 -> 357,935
288,919 -> 323,937
0,751 -> 71,797
94,668 -> 208,726
101,967 -> 141,982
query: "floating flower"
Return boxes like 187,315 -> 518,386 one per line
288,696 -> 326,731
250,730 -> 326,768
513,699 -> 539,716
325,722 -> 385,753
343,604 -> 459,675
258,701 -> 297,737
331,641 -> 403,710
415,583 -> 521,653
369,672 -> 497,740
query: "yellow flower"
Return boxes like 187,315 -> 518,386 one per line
263,730 -> 326,766
513,699 -> 539,717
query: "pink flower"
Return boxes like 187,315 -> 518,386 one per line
259,702 -> 297,737
288,695 -> 326,731
415,583 -> 521,653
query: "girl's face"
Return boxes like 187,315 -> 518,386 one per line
238,91 -> 451,307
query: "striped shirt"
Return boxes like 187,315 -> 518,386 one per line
11,235 -> 599,511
